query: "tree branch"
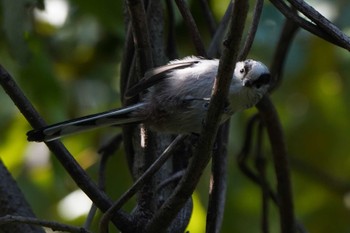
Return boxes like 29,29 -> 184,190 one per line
126,0 -> 154,73
174,0 -> 207,56
206,124 -> 229,233
254,122 -> 269,233
84,134 -> 124,229
0,160 -> 44,233
165,0 -> 179,59
239,0 -> 265,60
286,0 -> 350,50
198,0 -> 217,36
0,64 -> 133,232
125,0 -> 158,221
207,2 -> 233,57
256,96 -> 296,233
237,115 -> 279,203
270,17 -> 299,90
99,135 -> 188,233
0,215 -> 92,233
269,0 -> 350,50
144,0 -> 249,232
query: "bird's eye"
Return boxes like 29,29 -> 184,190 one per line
240,68 -> 245,74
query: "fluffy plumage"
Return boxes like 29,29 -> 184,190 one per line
27,57 -> 270,142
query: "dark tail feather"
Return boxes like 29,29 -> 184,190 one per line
27,103 -> 145,142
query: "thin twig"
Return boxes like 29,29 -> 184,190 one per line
126,0 -> 154,74
0,160 -> 44,233
270,17 -> 299,91
237,114 -> 262,184
156,170 -> 185,194
125,0 -> 157,218
238,115 -> 307,233
120,23 -> 135,99
144,1 -> 249,232
199,0 -> 217,36
0,65 -> 133,232
120,23 -> 138,180
165,0 -> 179,59
269,0 -> 349,50
207,2 -> 233,57
238,0 -> 265,60
257,96 -> 296,233
99,135 -> 188,233
254,122 -> 269,233
0,215 -> 92,233
84,134 -> 124,229
286,0 -> 350,50
206,123 -> 229,233
174,0 -> 207,57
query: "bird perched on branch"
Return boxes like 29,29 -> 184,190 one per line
27,56 -> 270,142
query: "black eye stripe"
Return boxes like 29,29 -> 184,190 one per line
244,63 -> 252,73
251,73 -> 271,88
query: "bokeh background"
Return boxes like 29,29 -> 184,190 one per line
0,0 -> 350,232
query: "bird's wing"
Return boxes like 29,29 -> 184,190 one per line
125,60 -> 200,98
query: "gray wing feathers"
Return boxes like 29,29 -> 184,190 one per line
125,60 -> 200,98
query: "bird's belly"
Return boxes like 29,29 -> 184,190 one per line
147,108 -> 205,134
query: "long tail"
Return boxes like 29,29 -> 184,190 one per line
27,103 -> 146,142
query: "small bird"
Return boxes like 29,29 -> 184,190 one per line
27,56 -> 271,142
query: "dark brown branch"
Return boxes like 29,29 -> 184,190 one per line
238,117 -> 308,233
0,215 -> 92,233
254,122 -> 269,233
0,160 -> 44,233
269,0 -> 349,50
286,0 -> 350,50
165,0 -> 179,59
174,0 -> 208,57
155,170 -> 185,193
237,115 -> 262,184
0,65 -> 133,232
206,123 -> 229,233
99,135 -> 188,233
237,115 -> 279,203
207,2 -> 233,57
125,0 -> 158,220
256,96 -> 296,233
270,17 -> 299,90
239,0 -> 265,60
144,0 -> 249,232
126,0 -> 154,73
199,0 -> 217,36
120,23 -> 136,99
84,134 -> 124,229
120,24 -> 138,180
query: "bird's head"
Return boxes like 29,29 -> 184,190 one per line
229,59 -> 271,110
235,59 -> 271,91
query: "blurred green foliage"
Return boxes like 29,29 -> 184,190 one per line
0,0 -> 350,232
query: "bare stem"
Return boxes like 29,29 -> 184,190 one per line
287,0 -> 350,50
99,135 -> 188,233
175,0 -> 207,56
257,96 -> 296,233
239,0 -> 265,60
0,215 -> 92,233
205,124 -> 229,233
0,65 -> 132,232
